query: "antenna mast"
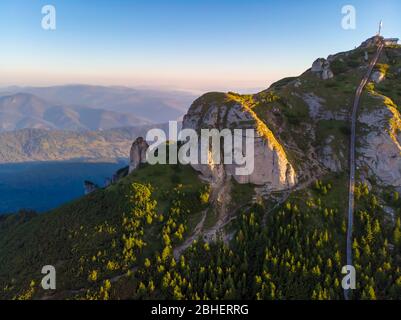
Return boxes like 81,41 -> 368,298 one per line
378,20 -> 383,36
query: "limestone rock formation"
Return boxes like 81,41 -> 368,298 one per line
129,137 -> 149,173
182,93 -> 297,190
127,38 -> 400,193
311,58 -> 334,80
371,70 -> 385,83
358,96 -> 401,188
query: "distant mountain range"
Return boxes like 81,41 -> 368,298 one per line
0,93 -> 150,132
0,85 -> 198,124
0,125 -> 168,163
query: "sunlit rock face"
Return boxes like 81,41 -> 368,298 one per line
182,93 -> 297,190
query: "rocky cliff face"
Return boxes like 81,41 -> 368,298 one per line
182,93 -> 297,190
126,41 -> 401,193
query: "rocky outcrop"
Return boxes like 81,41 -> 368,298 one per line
311,58 -> 334,80
371,70 -> 385,83
302,93 -> 348,121
129,137 -> 149,173
0,126 -> 163,164
182,93 -> 297,190
358,96 -> 401,187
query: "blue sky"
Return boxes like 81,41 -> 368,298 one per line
0,0 -> 400,92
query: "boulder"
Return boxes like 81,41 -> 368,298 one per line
371,70 -> 385,83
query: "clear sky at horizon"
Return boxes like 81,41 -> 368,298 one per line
1,0 -> 400,92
